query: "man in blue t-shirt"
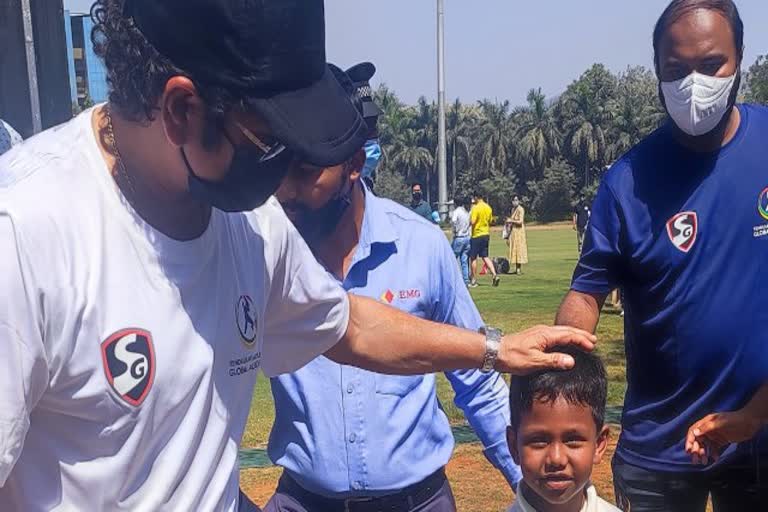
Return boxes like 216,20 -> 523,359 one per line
556,1 -> 768,511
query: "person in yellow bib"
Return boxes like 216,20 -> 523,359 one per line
469,191 -> 500,287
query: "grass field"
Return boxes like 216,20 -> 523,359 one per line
240,224 -> 627,510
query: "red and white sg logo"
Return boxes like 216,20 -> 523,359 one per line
666,211 -> 698,253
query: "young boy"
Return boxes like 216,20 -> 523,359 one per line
506,348 -> 619,512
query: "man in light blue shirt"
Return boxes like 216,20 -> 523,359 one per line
266,63 -> 521,512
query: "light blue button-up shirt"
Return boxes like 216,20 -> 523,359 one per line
268,188 -> 521,498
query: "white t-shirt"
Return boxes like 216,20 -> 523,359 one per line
507,484 -> 620,512
0,109 -> 349,511
450,206 -> 471,238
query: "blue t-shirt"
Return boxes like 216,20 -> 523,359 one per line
572,104 -> 768,472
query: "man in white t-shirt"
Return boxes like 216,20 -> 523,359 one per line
0,1 -> 595,511
450,195 -> 473,286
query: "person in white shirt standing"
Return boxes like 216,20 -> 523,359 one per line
0,1 -> 596,511
450,195 -> 473,286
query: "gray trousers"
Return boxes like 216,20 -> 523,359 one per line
262,480 -> 457,512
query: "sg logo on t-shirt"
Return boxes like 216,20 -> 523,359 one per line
101,328 -> 155,406
666,211 -> 698,253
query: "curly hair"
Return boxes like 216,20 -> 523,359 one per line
90,0 -> 246,127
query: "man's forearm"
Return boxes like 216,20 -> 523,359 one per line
327,294 -> 597,376
686,379 -> 768,463
326,295 -> 485,375
555,290 -> 605,333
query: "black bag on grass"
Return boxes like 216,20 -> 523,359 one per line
493,257 -> 510,274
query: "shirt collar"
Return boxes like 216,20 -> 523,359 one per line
348,183 -> 399,269
512,483 -> 597,512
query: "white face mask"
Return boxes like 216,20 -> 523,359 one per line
661,71 -> 737,137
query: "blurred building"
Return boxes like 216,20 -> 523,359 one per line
66,12 -> 109,106
0,0 -> 72,137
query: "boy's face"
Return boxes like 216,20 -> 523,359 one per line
507,396 -> 610,508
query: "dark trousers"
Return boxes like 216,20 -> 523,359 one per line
613,454 -> 768,512
263,470 -> 456,512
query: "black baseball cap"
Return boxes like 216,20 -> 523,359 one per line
328,63 -> 383,140
345,63 -> 383,120
345,62 -> 383,135
123,0 -> 367,167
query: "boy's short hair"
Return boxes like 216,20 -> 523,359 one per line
509,347 -> 607,431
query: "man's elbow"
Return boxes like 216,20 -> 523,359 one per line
568,289 -> 604,310
555,289 -> 604,331
325,294 -> 363,366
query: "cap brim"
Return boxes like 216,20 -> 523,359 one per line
346,62 -> 376,84
247,66 -> 368,167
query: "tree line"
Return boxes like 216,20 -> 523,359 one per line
373,56 -> 768,222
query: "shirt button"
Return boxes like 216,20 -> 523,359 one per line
349,433 -> 356,443
346,384 -> 354,394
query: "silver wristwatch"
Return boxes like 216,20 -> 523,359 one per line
479,326 -> 502,373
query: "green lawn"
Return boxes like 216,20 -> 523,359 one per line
242,224 -> 626,449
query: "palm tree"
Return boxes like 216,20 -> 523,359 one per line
374,84 -> 411,177
475,99 -> 513,178
446,98 -> 474,197
745,54 -> 768,104
560,64 -> 617,189
608,66 -> 665,160
413,97 -> 438,203
391,127 -> 434,188
369,62 -> 677,209
374,84 -> 401,121
569,119 -> 606,188
517,88 -> 562,173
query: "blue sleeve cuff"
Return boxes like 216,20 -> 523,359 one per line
571,280 -> 614,296
482,439 -> 522,488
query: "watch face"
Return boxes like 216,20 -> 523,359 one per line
481,327 -> 502,373
486,327 -> 503,341
480,326 -> 503,338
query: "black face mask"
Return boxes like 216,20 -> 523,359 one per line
182,132 -> 292,212
412,192 -> 422,203
287,176 -> 353,246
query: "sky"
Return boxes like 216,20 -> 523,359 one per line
64,0 -> 768,106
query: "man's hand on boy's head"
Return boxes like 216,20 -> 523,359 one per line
497,325 -> 597,375
686,410 -> 763,465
